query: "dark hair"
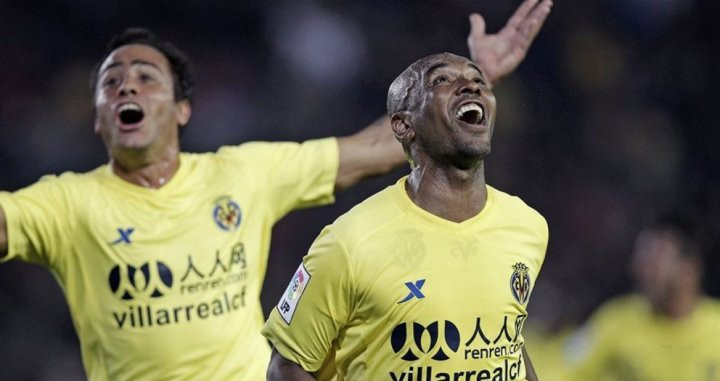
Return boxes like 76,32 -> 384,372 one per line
386,53 -> 459,117
90,27 -> 194,104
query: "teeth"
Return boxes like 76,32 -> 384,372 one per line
456,103 -> 483,120
119,103 -> 141,112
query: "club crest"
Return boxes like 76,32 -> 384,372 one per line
510,262 -> 531,305
213,196 -> 242,231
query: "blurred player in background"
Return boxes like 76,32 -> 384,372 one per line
0,0 -> 550,379
563,210 -> 720,381
262,4 -> 552,380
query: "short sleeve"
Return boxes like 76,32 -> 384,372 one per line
0,176 -> 73,267
262,227 -> 354,372
217,138 -> 339,221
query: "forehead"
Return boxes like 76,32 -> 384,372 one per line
421,55 -> 480,77
635,229 -> 681,258
99,44 -> 171,74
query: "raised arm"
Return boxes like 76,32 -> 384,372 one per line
0,205 -> 7,258
334,0 -> 553,192
468,0 -> 553,87
335,116 -> 405,192
267,349 -> 316,381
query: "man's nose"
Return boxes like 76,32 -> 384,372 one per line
118,77 -> 138,97
456,77 -> 481,96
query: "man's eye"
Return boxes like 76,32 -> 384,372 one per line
433,76 -> 448,85
474,77 -> 485,84
139,73 -> 154,82
103,78 -> 118,87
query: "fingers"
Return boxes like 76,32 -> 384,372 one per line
468,13 -> 487,38
506,0 -> 541,31
521,0 -> 553,40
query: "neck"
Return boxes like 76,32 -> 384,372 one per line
110,143 -> 181,189
405,160 -> 487,223
657,287 -> 700,320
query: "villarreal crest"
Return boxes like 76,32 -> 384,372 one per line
510,262 -> 531,305
213,196 -> 242,231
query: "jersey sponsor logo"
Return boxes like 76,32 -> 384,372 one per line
106,241 -> 249,329
388,315 -> 528,380
398,279 -> 426,304
110,227 -> 135,245
277,263 -> 311,324
391,321 -> 460,361
108,261 -> 173,300
510,262 -> 531,305
212,196 -> 242,231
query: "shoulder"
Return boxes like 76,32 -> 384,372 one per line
326,183 -> 404,254
215,138 -> 336,161
488,186 -> 547,234
589,294 -> 646,329
697,297 -> 720,318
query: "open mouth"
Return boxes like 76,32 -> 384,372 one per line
118,103 -> 145,125
455,102 -> 484,125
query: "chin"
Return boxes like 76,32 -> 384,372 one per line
461,142 -> 491,160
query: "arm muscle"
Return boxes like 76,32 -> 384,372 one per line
335,116 -> 406,192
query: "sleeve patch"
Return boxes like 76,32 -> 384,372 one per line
277,263 -> 312,324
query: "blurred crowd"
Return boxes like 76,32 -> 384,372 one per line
1,0 -> 718,380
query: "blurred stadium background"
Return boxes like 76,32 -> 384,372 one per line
1,0 -> 719,379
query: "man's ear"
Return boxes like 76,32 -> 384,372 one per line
391,112 -> 414,143
176,99 -> 192,127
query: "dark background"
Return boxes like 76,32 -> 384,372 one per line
1,1 -> 719,379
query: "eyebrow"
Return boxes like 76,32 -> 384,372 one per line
468,63 -> 484,79
100,59 -> 163,75
425,62 -> 448,77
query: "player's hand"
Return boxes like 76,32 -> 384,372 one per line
467,0 -> 552,87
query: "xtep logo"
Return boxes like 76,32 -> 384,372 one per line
108,261 -> 173,300
110,227 -> 135,245
398,279 -> 426,303
391,321 -> 460,361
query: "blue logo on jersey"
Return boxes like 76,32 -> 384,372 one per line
398,279 -> 426,303
110,227 -> 135,245
390,320 -> 460,361
213,196 -> 242,231
108,261 -> 174,300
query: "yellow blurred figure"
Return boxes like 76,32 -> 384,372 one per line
564,211 -> 720,381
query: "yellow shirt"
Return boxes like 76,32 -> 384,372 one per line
565,295 -> 720,381
262,178 -> 548,380
0,139 -> 338,381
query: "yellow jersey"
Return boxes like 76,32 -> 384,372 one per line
263,177 -> 548,380
0,138 -> 338,381
564,294 -> 720,381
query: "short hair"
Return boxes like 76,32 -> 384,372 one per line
647,209 -> 704,260
89,27 -> 194,104
387,52 -> 465,116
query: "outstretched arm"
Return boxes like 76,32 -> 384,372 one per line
335,116 -> 405,192
0,206 -> 7,258
468,0 -> 553,87
267,349 -> 317,381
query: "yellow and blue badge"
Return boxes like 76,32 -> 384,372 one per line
213,196 -> 242,231
510,262 -> 531,305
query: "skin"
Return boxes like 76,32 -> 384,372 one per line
0,0 -> 553,262
396,54 -> 496,222
269,0 -> 553,376
631,228 -> 701,319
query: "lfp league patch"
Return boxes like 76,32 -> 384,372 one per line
277,263 -> 311,324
